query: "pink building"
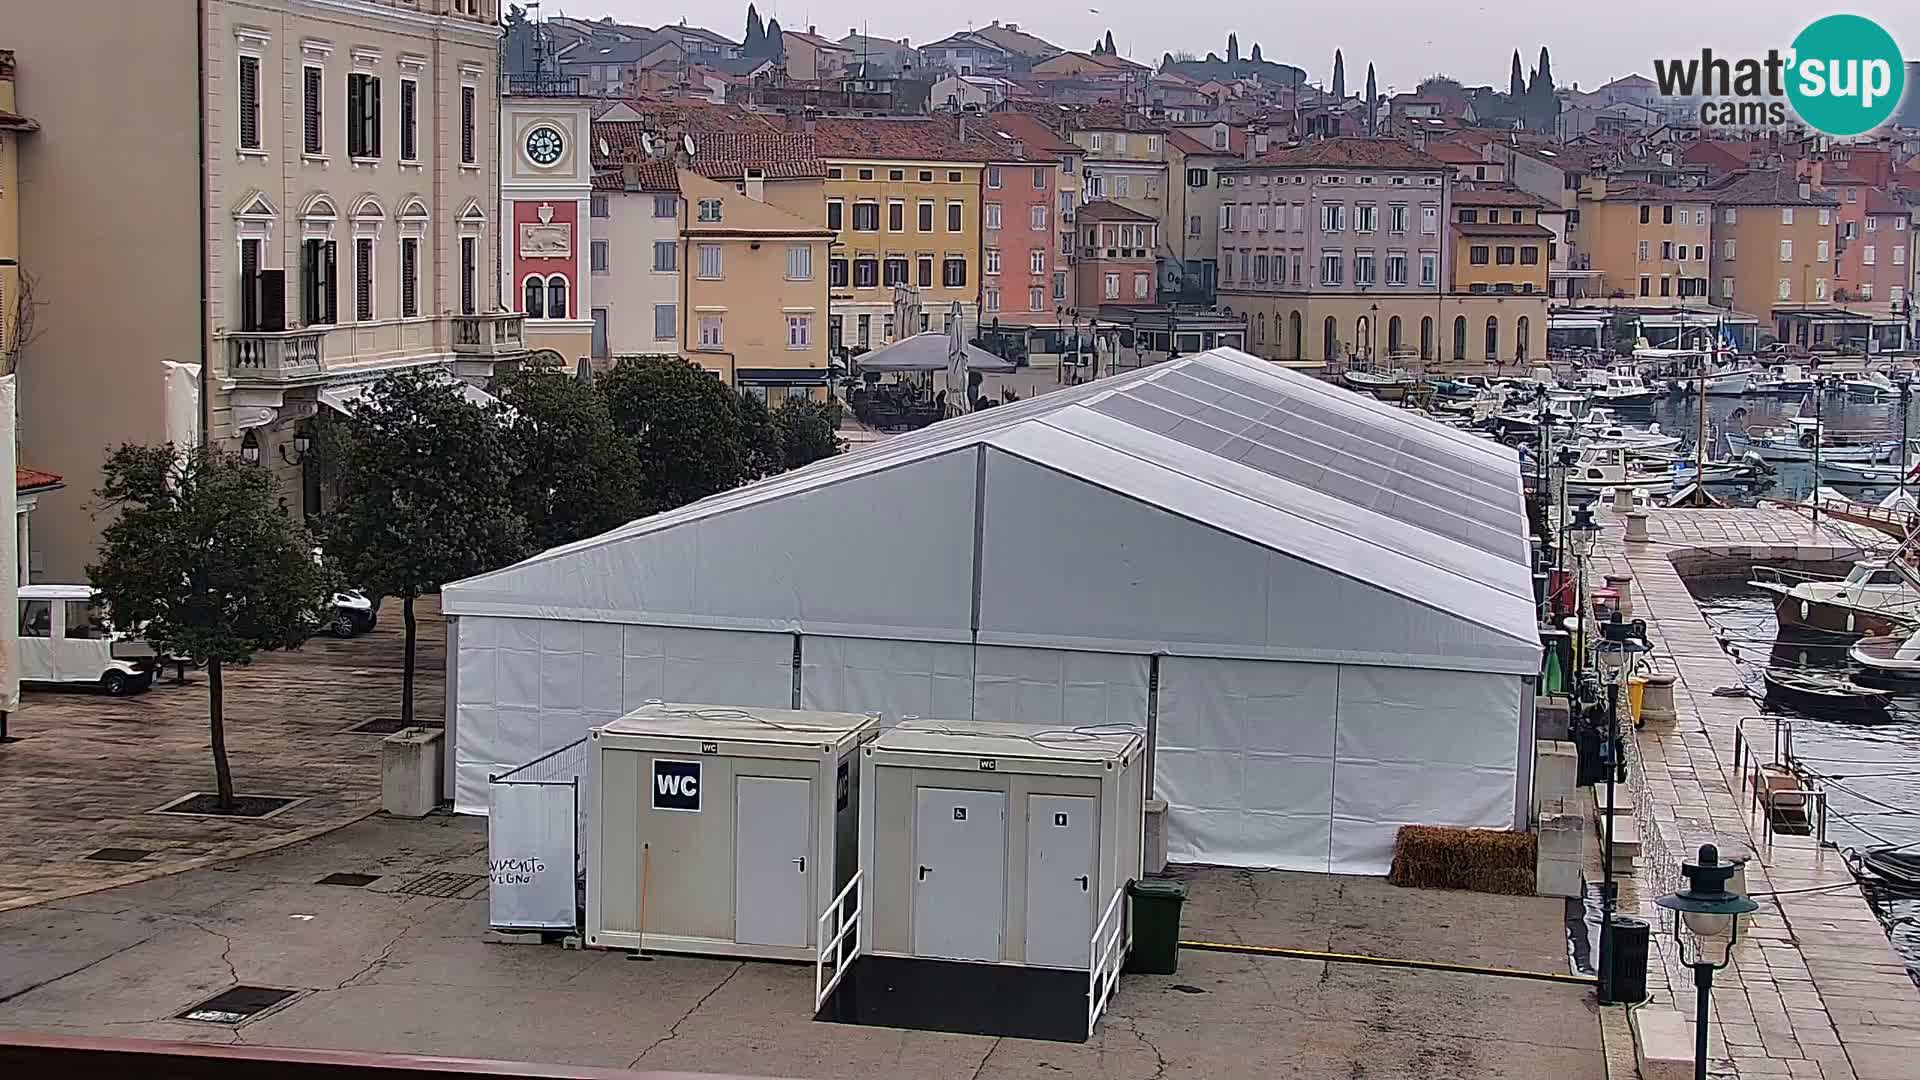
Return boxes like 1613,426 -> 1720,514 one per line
1829,177 -> 1909,307
1074,200 -> 1158,310
979,155 -> 1059,325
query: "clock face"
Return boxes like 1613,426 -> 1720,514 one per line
526,126 -> 564,166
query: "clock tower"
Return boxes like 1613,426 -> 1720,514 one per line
500,89 -> 594,366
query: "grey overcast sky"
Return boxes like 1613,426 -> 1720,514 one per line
570,1 -> 1918,93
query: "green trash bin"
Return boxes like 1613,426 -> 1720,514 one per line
1123,877 -> 1189,975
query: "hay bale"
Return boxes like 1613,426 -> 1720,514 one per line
1387,825 -> 1537,895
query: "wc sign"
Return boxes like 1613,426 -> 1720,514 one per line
652,759 -> 702,812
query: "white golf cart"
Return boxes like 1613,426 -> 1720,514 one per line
15,585 -> 161,695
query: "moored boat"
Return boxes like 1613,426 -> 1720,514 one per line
1761,667 -> 1894,717
1748,561 -> 1920,639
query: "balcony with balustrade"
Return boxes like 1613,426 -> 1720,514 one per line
451,311 -> 528,360
225,329 -> 327,384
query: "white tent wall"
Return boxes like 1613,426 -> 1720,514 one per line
1327,666 -> 1525,874
1155,655 -> 1525,874
454,617 -> 794,811
798,636 -> 975,726
969,646 -> 1149,730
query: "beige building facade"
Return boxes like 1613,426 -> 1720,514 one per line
11,0 -> 519,580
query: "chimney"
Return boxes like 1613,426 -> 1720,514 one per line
807,25 -> 817,36
956,106 -> 967,141
849,28 -> 857,38
804,104 -> 818,136
991,19 -> 1001,27
1006,23 -> 1019,31
744,168 -> 766,202
1254,128 -> 1269,155
622,162 -> 639,191
1798,180 -> 1811,201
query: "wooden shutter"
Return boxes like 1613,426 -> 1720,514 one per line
368,77 -> 382,158
323,240 -> 338,323
303,67 -> 323,154
257,270 -> 286,332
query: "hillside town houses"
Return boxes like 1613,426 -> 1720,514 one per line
4,2 -> 1920,585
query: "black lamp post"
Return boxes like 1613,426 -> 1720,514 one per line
1898,374 -> 1912,504
1553,445 -> 1579,610
1657,844 -> 1760,1080
1566,504 -> 1601,673
1594,610 -> 1648,1004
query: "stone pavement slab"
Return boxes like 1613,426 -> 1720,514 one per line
0,597 -> 446,912
0,814 -> 1605,1080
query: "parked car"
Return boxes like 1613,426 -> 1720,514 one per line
15,585 -> 163,694
329,589 -> 380,638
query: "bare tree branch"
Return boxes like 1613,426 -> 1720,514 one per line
3,267 -> 45,376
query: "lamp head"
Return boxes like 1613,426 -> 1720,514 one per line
1568,503 -> 1601,558
239,429 -> 261,465
1657,843 -> 1758,945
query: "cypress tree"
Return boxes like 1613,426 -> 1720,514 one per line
1332,49 -> 1346,99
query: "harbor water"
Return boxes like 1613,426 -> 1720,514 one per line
1689,579 -> 1920,982
1640,389 -> 1916,507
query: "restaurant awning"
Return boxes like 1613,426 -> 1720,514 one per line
854,332 -> 1016,373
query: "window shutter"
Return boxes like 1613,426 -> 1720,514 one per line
324,240 -> 338,323
240,239 -> 260,331
304,67 -> 323,154
347,76 -> 362,158
461,86 -> 476,163
238,57 -> 260,150
301,240 -> 318,323
368,77 -> 382,158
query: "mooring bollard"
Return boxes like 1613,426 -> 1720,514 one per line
1624,511 -> 1650,544
1612,485 -> 1636,514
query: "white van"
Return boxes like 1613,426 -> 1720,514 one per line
15,585 -> 161,695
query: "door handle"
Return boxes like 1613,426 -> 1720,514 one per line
1076,875 -> 1089,891
918,865 -> 931,880
794,856 -> 806,872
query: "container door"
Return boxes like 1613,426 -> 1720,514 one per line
734,776 -> 813,948
912,787 -> 1006,961
1023,794 -> 1097,969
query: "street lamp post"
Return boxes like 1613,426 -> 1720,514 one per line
1553,445 -> 1578,614
1657,845 -> 1761,1080
1566,503 -> 1601,680
1898,373 -> 1913,504
1595,610 -> 1649,1004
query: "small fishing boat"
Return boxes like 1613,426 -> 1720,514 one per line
1761,668 -> 1893,717
1724,418 -> 1898,463
1818,458 -> 1920,485
1848,631 -> 1920,683
1857,848 -> 1920,891
1342,368 -> 1415,401
1587,371 -> 1659,410
1563,445 -> 1688,491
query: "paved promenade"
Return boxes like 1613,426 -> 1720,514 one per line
1591,506 -> 1919,1080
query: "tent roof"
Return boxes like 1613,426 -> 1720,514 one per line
446,349 -> 1537,670
854,332 -> 1017,373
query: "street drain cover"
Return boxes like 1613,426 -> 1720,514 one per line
348,718 -> 445,735
178,985 -> 298,1024
85,847 -> 154,863
396,871 -> 485,899
317,872 -> 380,887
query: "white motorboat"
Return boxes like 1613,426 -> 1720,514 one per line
1573,409 -> 1682,453
1724,418 -> 1898,463
1749,560 -> 1920,638
1342,368 -> 1415,400
1749,365 -> 1817,395
1843,370 -> 1901,400
1850,631 -> 1920,682
1589,371 -> 1658,410
1564,445 -> 1691,491
1818,458 -> 1920,485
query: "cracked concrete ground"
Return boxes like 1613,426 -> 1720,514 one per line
0,815 -> 1605,1078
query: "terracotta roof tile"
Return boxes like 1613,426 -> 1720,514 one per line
1454,221 -> 1556,238
1605,180 -> 1716,202
1452,188 -> 1552,208
810,116 -> 1001,162
1076,199 -> 1157,223
1246,137 -> 1446,170
591,161 -> 679,192
981,111 -> 1077,157
686,132 -> 825,179
1708,169 -> 1838,206
1426,142 -> 1485,164
17,467 -> 62,492
1863,188 -> 1908,216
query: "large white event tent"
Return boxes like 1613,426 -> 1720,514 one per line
441,348 -> 1541,874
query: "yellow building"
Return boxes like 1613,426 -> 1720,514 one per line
0,50 -> 34,369
1577,181 -> 1714,302
810,117 -> 991,353
1450,189 -> 1553,296
678,169 -> 833,402
1706,170 -> 1838,323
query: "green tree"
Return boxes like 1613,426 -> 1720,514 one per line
772,399 -> 844,470
1227,34 -> 1239,63
494,367 -> 646,549
1532,47 -> 1557,132
599,356 -> 758,511
1104,30 -> 1116,55
322,370 -> 528,726
1509,51 -> 1526,103
89,444 -> 329,809
1332,49 -> 1345,99
1249,43 -> 1262,63
744,4 -> 764,55
735,391 -> 785,481
1365,63 -> 1378,135
765,18 -> 785,62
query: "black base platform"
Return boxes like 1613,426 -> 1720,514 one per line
816,954 -> 1093,1042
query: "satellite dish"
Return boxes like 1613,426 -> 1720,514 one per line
598,136 -> 611,158
683,133 -> 697,158
640,132 -> 656,156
